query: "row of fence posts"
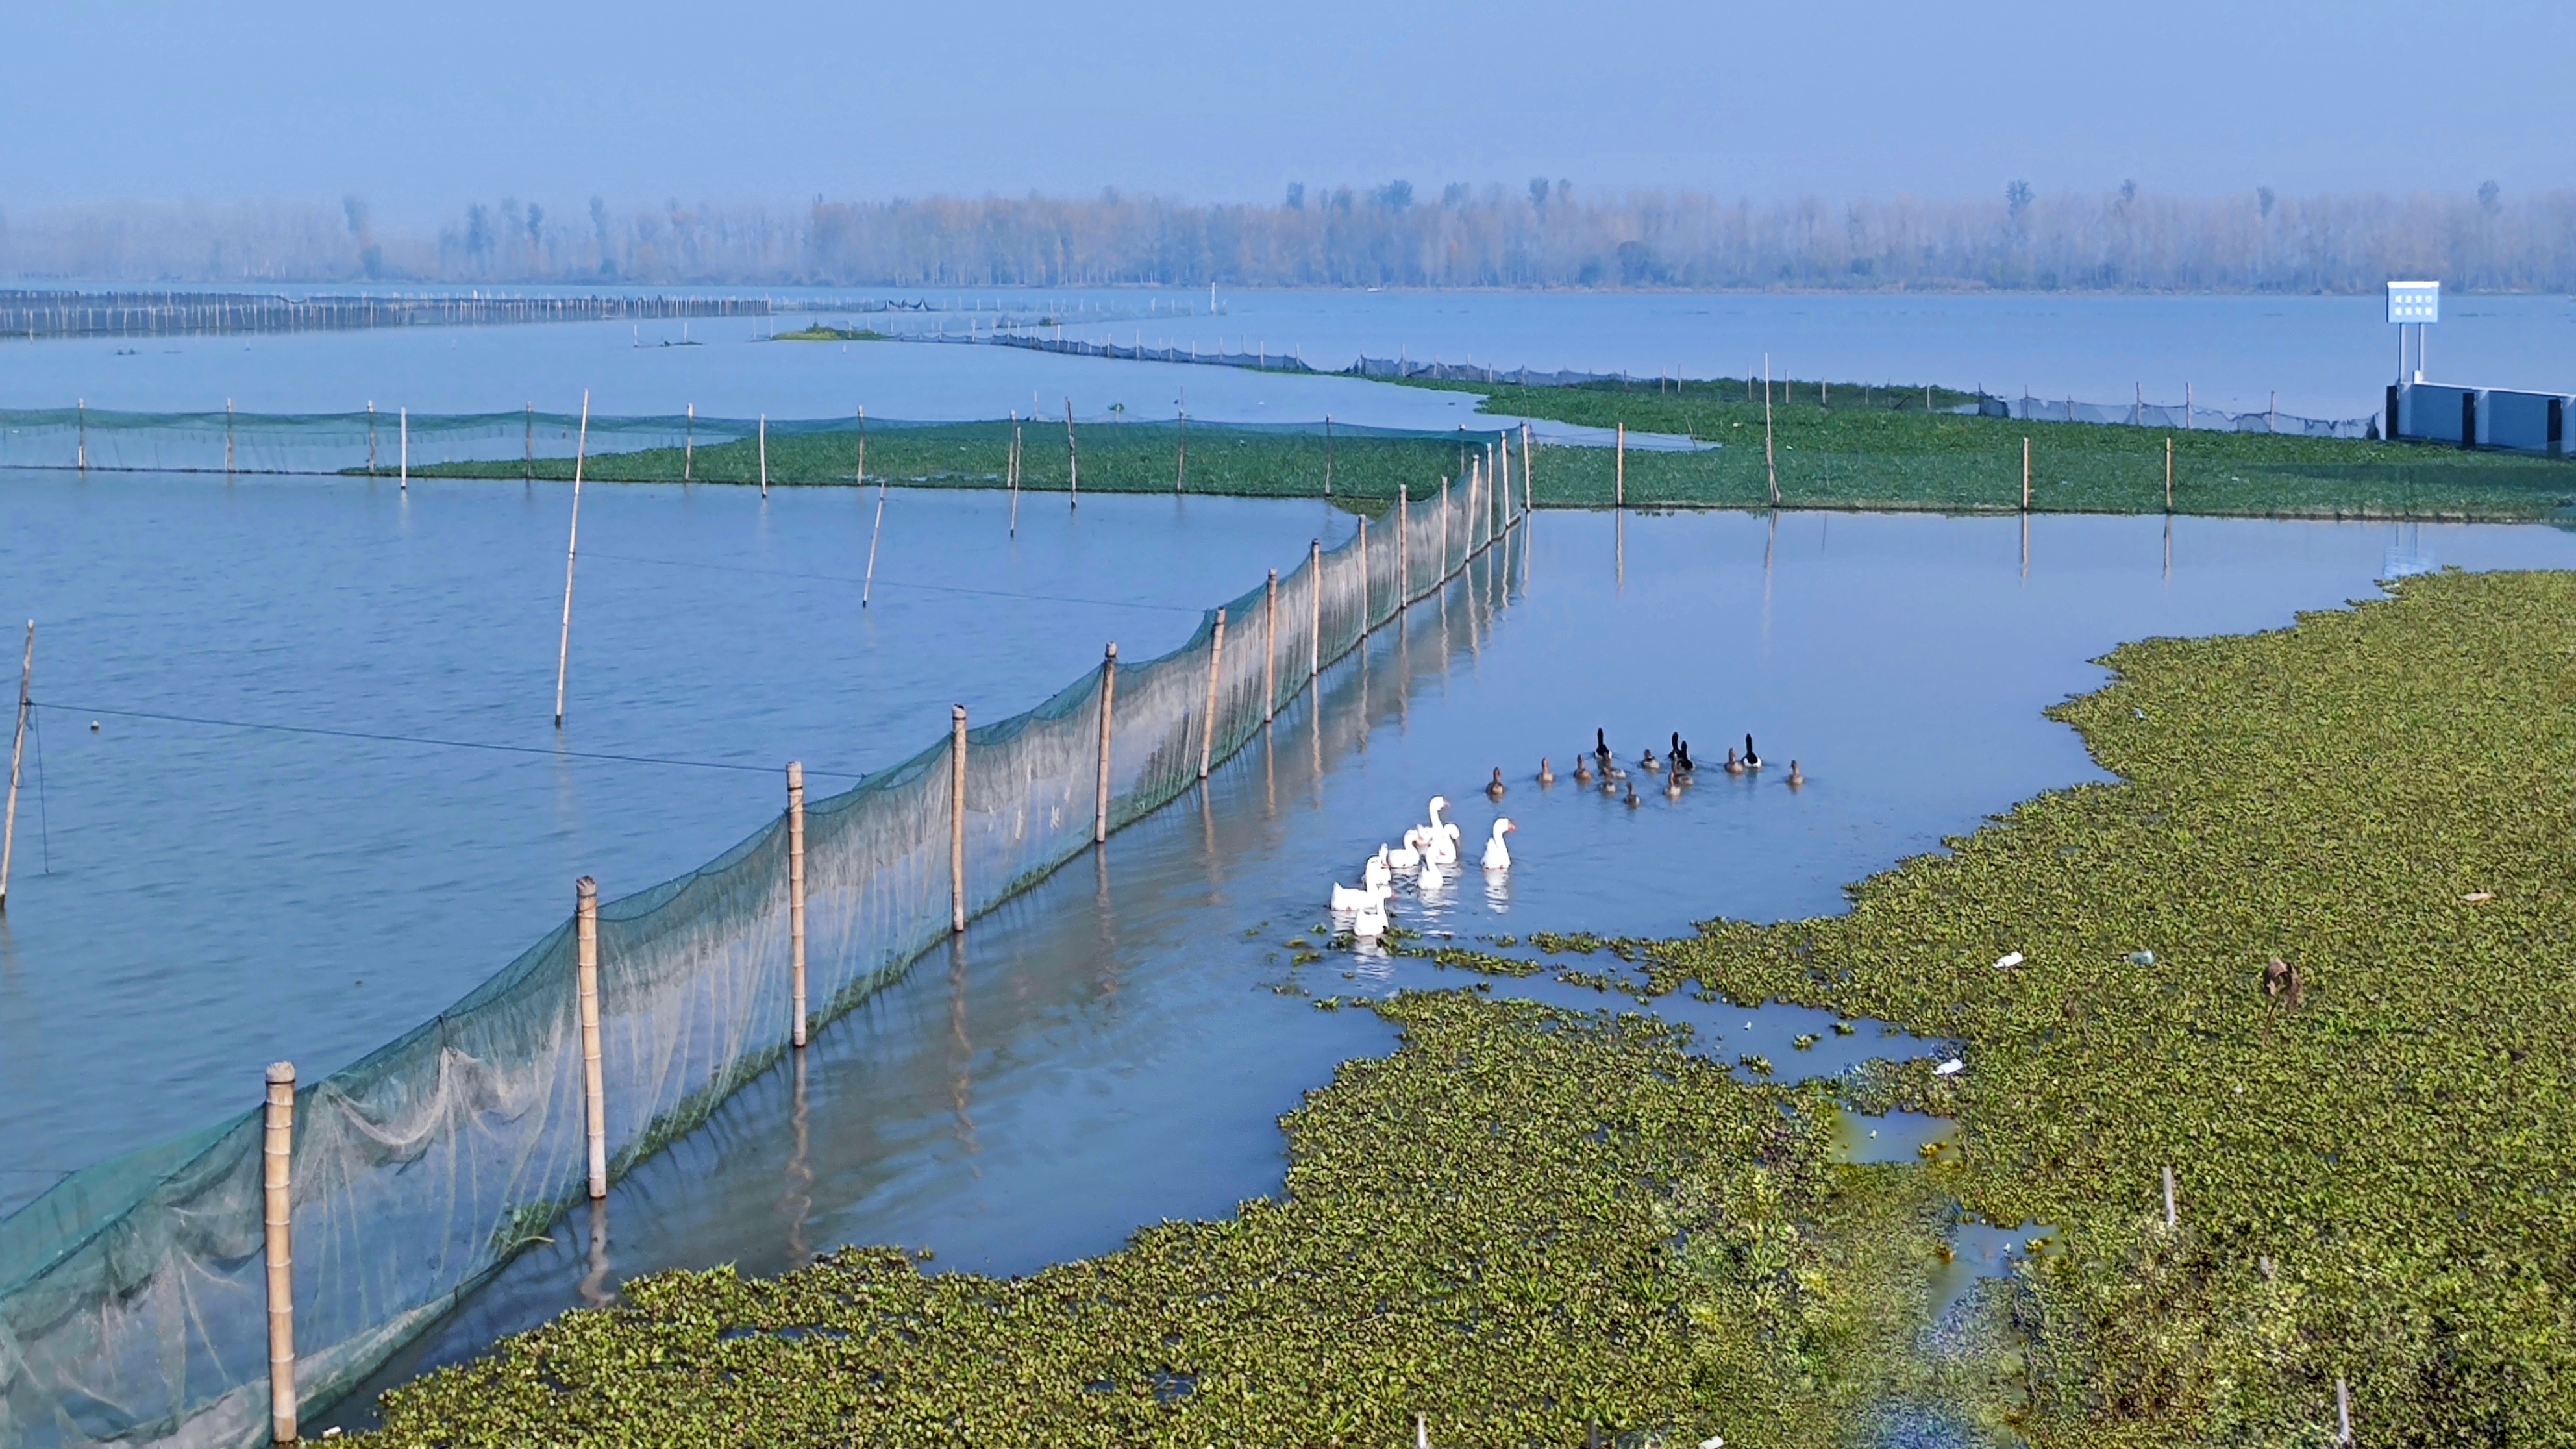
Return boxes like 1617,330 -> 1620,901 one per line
243,430 -> 1531,1442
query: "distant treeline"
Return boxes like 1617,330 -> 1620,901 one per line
6,182 -> 2573,292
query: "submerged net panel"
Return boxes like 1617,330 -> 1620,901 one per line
0,462 -> 1507,1449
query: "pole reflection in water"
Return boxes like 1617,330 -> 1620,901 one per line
783,1046 -> 812,1269
947,937 -> 978,1161
578,1199 -> 613,1307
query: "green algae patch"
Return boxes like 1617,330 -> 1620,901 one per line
1655,567 -> 2576,1442
361,995 -> 2004,1447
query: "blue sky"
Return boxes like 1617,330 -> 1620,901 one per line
6,0 -> 2570,219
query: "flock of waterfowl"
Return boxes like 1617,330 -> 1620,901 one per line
1531,728 -> 1807,803
1331,726 -> 1803,939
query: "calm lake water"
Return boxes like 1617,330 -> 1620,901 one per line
5,288 -> 2569,425
0,473 -> 1354,1211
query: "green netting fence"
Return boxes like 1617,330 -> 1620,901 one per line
0,447 -> 1526,1448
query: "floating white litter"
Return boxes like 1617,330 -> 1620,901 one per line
2462,891 -> 2494,903
1701,1435 -> 1727,1449
1933,1058 -> 1964,1076
1993,951 -> 2024,970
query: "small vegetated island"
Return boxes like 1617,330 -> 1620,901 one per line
409,370 -> 2576,521
359,568 -> 2573,1443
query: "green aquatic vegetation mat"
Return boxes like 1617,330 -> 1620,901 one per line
1425,377 -> 2576,521
1652,567 -> 2576,1441
362,995 -> 2012,1447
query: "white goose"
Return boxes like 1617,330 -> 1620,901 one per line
1351,889 -> 1389,937
1388,828 -> 1425,870
1421,795 -> 1461,866
1481,818 -> 1516,871
1363,847 -> 1393,890
1330,879 -> 1384,912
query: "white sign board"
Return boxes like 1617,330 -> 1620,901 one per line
2387,280 -> 2440,324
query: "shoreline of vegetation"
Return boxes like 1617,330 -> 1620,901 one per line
392,374 -> 2576,522
357,569 -> 2575,1446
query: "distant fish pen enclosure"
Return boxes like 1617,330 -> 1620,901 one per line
5,396 -> 2568,519
0,451 -> 1528,1449
0,289 -> 773,340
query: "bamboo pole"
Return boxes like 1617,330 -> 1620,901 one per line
684,403 -> 693,482
1357,517 -> 1370,627
854,404 -> 867,492
861,473 -> 889,606
263,1060 -> 297,1446
578,876 -> 606,1199
950,705 -> 969,934
1615,422 -> 1625,507
2162,1165 -> 2177,1228
1064,399 -> 1080,510
787,762 -> 807,1048
225,399 -> 236,478
1396,482 -> 1409,608
1,621 -> 29,911
1323,415 -> 1333,497
552,391 -> 590,728
1308,539 -> 1322,678
2164,436 -> 2174,512
1198,610 -> 1227,779
2336,1375 -> 2351,1443
525,402 -> 535,482
399,406 -> 408,489
1008,413 -> 1021,536
367,402 -> 377,476
1504,417 -> 1525,513
1440,477 -> 1452,576
1764,356 -> 1778,506
76,400 -> 86,473
2022,437 -> 2031,512
1093,644 -> 1117,842
1175,403 -> 1186,493
758,414 -> 768,497
1262,569 -> 1278,723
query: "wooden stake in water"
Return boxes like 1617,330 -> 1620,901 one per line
1198,609 -> 1227,780
1262,568 -> 1278,723
367,402 -> 377,476
76,399 -> 86,473
577,876 -> 607,1199
552,391 -> 591,728
950,705 -> 969,934
1175,401 -> 1187,493
225,398 -> 235,477
1064,399 -> 1080,509
1093,643 -> 1118,843
1615,422 -> 1625,508
1764,355 -> 1779,506
1359,514 -> 1375,625
399,406 -> 408,489
2336,1374 -> 2352,1443
1504,417 -> 1525,513
787,761 -> 808,1047
758,414 -> 769,497
1,621 -> 30,911
684,403 -> 694,483
2165,436 -> 2174,512
2022,437 -> 2032,512
1308,539 -> 1322,679
2162,1165 -> 2178,1228
1323,415 -> 1334,497
1396,483 -> 1409,607
263,1060 -> 298,1446
1009,414 -> 1022,536
861,471 -> 889,607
